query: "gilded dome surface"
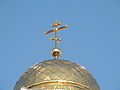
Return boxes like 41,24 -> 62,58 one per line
14,59 -> 100,90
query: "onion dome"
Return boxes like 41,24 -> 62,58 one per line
14,59 -> 100,90
14,20 -> 100,90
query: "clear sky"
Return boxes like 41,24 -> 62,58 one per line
0,0 -> 120,90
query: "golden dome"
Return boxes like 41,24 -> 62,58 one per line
14,59 -> 100,90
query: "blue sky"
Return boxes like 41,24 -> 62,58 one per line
0,0 -> 120,90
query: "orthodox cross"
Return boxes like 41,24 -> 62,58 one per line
44,20 -> 68,59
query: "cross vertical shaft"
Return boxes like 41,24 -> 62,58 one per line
55,27 -> 58,48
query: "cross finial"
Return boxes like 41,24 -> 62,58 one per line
44,20 -> 68,59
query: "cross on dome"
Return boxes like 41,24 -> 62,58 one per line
44,20 -> 68,59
